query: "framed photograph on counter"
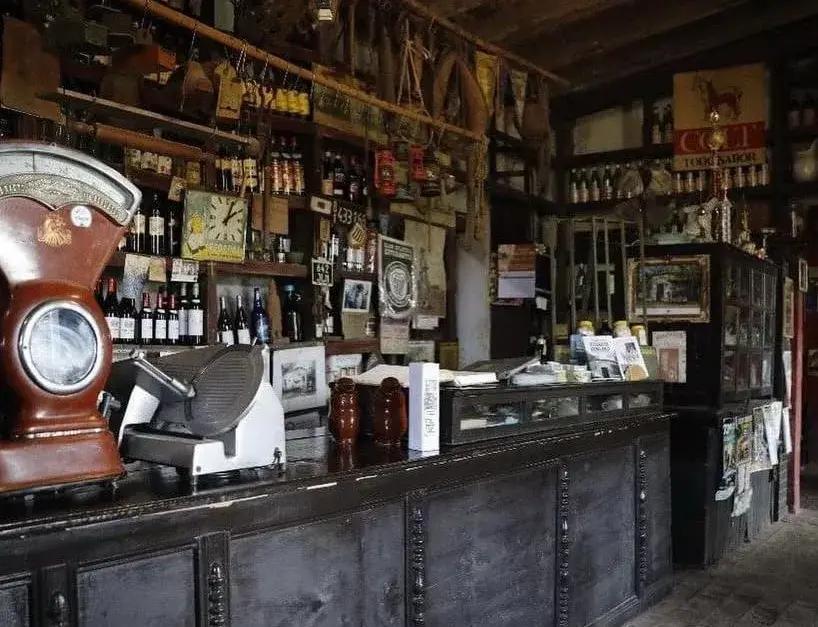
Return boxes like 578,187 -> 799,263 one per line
272,343 -> 327,413
627,254 -> 710,323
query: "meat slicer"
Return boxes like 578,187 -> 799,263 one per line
0,142 -> 140,495
108,345 -> 286,478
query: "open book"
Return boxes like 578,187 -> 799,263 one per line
581,336 -> 649,381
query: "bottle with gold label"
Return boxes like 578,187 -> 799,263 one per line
242,147 -> 258,193
631,324 -> 648,346
577,320 -> 595,336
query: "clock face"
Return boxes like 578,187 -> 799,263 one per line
208,195 -> 245,242
182,190 -> 248,262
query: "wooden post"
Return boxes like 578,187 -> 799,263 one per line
790,290 -> 804,513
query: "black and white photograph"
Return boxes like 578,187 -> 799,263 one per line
342,279 -> 373,312
627,255 -> 710,323
378,234 -> 415,319
271,344 -> 327,413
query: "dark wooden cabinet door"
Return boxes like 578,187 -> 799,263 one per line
424,467 -> 557,627
641,432 -> 672,589
76,550 -> 196,627
567,445 -> 636,627
229,501 -> 404,627
0,577 -> 29,627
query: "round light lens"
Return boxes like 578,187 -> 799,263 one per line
19,301 -> 102,395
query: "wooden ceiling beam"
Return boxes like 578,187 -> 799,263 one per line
551,0 -> 818,92
455,0 -> 629,46
519,0 -> 747,68
433,0 -> 493,18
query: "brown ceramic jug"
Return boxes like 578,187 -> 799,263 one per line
373,377 -> 407,446
330,378 -> 360,446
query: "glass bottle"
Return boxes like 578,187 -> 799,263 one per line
251,287 -> 271,344
332,154 -> 347,197
188,283 -> 205,346
103,278 -> 120,343
230,150 -> 243,193
153,290 -> 167,345
148,192 -> 165,256
282,284 -> 303,342
321,150 -> 334,195
119,297 -> 137,345
217,147 -> 232,192
165,198 -> 181,257
348,156 -> 362,203
167,293 -> 180,345
291,137 -> 305,195
651,105 -> 662,145
218,296 -> 235,345
129,199 -> 146,253
279,137 -> 292,195
140,291 -> 154,345
178,284 -> 189,345
235,294 -> 251,344
662,104 -> 674,144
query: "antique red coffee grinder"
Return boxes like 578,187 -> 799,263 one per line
0,142 -> 140,494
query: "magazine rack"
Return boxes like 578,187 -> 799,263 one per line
440,380 -> 663,445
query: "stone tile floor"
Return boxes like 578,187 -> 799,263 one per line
626,477 -> 818,626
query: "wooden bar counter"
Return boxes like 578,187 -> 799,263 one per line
0,410 -> 672,627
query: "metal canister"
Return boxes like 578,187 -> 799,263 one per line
631,324 -> 648,346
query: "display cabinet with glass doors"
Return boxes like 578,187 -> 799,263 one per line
637,243 -> 778,408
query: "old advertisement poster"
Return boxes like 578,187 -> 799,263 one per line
673,63 -> 766,172
403,221 -> 446,318
651,330 -> 687,383
378,235 -> 415,319
497,243 -> 536,299
716,418 -> 737,501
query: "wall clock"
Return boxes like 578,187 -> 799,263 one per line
182,189 -> 248,262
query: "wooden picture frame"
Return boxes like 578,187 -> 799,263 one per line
798,258 -> 809,293
627,255 -> 710,323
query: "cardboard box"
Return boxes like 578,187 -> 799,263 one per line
409,362 -> 440,452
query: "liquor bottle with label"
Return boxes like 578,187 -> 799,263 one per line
167,293 -> 180,345
129,200 -> 146,253
230,151 -> 243,194
279,137 -> 292,195
348,156 -> 362,203
188,283 -> 205,345
119,297 -> 137,345
568,170 -> 579,204
269,135 -> 283,195
282,284 -> 303,342
217,147 -> 232,192
577,169 -> 589,203
218,296 -> 235,345
651,105 -> 662,145
602,167 -> 614,201
234,294 -> 251,344
662,105 -> 674,144
250,287 -> 270,344
140,292 -> 154,344
321,151 -> 334,195
178,284 -> 189,345
148,193 -> 165,256
153,290 -> 168,345
103,278 -> 120,342
165,199 -> 181,257
589,168 -> 601,202
332,154 -> 347,197
291,137 -> 305,195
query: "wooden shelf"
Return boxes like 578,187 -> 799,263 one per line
561,144 -> 674,168
107,251 -> 177,272
214,259 -> 308,278
317,124 -> 387,150
325,338 -> 379,356
49,88 -> 258,150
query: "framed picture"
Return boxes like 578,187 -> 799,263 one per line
271,343 -> 327,413
783,277 -> 795,339
627,255 -> 710,323
342,279 -> 373,313
798,258 -> 809,293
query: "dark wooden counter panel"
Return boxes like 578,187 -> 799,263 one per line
0,412 -> 672,627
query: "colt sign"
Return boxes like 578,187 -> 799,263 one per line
672,63 -> 766,172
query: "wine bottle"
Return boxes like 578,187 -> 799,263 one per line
140,291 -> 154,344
178,284 -> 189,345
348,156 -> 361,204
153,290 -> 167,345
321,151 -> 333,195
217,147 -> 232,192
218,296 -> 235,345
332,154 -> 346,197
149,192 -> 165,256
235,294 -> 251,344
282,284 -> 303,342
250,287 -> 270,344
188,283 -> 205,345
165,199 -> 181,257
129,200 -> 146,253
119,297 -> 137,345
167,293 -> 180,345
103,278 -> 121,343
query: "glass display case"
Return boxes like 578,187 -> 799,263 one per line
639,243 -> 778,408
440,380 -> 663,445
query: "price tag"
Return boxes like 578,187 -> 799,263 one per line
168,176 -> 187,202
310,195 -> 333,215
311,257 -> 334,287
